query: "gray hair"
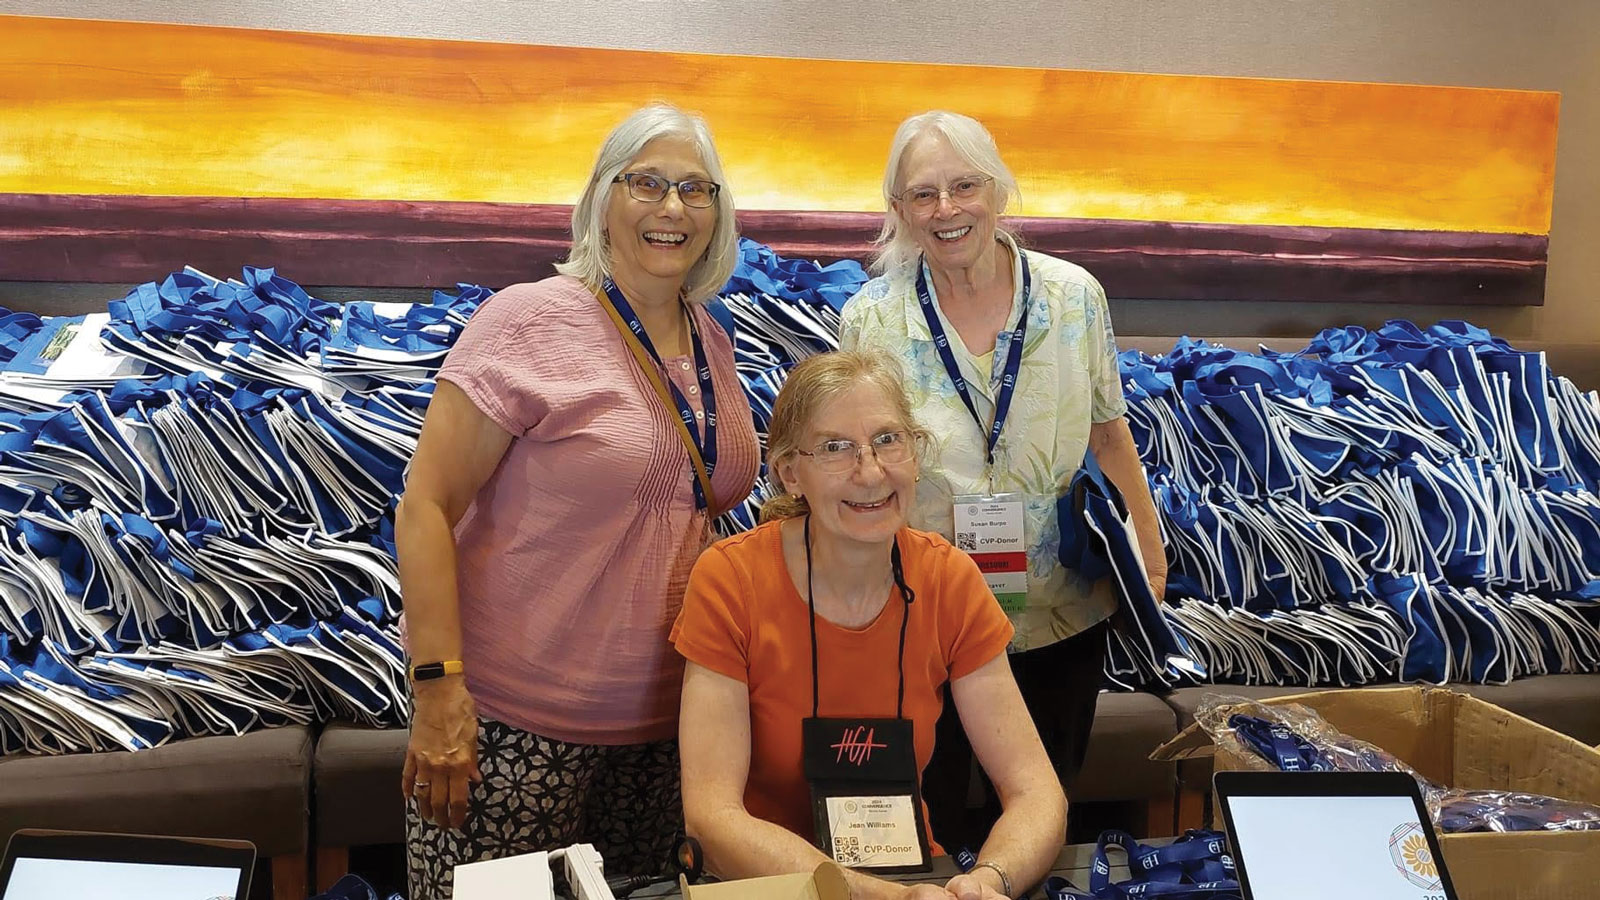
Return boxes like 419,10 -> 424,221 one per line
870,111 -> 1021,275
555,103 -> 739,304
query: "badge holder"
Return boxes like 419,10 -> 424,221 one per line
796,517 -> 931,875
953,491 -> 1027,617
802,716 -> 931,874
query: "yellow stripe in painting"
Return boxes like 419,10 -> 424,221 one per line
0,15 -> 1558,233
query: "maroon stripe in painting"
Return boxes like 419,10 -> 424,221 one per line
0,193 -> 1545,305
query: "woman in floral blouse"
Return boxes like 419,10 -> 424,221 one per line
840,110 -> 1166,853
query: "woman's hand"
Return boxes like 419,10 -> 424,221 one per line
401,677 -> 483,830
1147,566 -> 1168,604
900,883 -> 959,900
943,873 -> 1008,900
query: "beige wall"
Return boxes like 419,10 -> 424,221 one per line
5,0 -> 1596,344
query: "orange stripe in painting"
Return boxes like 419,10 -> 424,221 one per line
0,15 -> 1558,233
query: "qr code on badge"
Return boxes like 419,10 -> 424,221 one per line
956,531 -> 977,551
833,836 -> 862,865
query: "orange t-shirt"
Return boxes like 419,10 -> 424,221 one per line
671,519 -> 1014,852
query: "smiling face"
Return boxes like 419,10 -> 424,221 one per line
775,381 -> 919,547
604,136 -> 718,296
891,132 -> 1001,274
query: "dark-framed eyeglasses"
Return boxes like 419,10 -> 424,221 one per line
795,431 -> 918,474
894,174 -> 994,211
612,172 -> 721,208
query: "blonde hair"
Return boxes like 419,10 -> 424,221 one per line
758,350 -> 931,523
870,110 -> 1022,275
555,102 -> 739,304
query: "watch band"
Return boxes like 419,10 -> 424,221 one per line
408,660 -> 464,682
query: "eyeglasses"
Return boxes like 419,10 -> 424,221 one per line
795,431 -> 918,474
612,172 -> 721,208
894,175 -> 993,212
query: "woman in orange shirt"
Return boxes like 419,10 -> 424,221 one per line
673,351 -> 1065,900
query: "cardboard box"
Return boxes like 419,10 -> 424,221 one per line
1151,686 -> 1600,900
681,862 -> 850,900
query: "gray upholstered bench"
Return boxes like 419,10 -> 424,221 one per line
312,722 -> 408,891
0,725 -> 314,900
308,691 -> 1186,889
306,676 -> 1600,882
1069,691 -> 1180,835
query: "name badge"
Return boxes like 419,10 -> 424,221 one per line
821,796 -> 924,869
953,492 -> 1026,614
802,717 -> 931,873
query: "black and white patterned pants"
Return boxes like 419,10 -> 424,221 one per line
405,717 -> 682,900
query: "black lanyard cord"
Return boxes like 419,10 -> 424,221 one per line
806,514 -> 822,719
890,540 -> 915,719
805,514 -> 913,720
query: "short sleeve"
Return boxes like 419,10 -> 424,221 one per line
1083,275 -> 1128,423
436,284 -> 556,436
671,545 -> 753,684
838,290 -> 866,351
938,546 -> 1016,680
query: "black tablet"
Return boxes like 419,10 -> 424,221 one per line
1214,771 -> 1458,900
0,829 -> 254,900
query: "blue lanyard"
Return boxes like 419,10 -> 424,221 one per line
1227,714 -> 1342,773
914,250 -> 1031,467
599,279 -> 719,510
1044,829 -> 1240,900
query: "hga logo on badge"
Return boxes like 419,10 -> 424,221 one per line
1387,822 -> 1442,890
830,725 -> 888,766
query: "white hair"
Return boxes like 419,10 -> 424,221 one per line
870,111 -> 1022,275
555,103 -> 738,304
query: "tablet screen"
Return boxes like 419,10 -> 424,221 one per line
1227,794 -> 1448,900
3,857 -> 242,900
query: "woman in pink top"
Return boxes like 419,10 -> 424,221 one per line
397,103 -> 760,898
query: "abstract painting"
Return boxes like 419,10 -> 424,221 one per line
0,15 -> 1560,303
